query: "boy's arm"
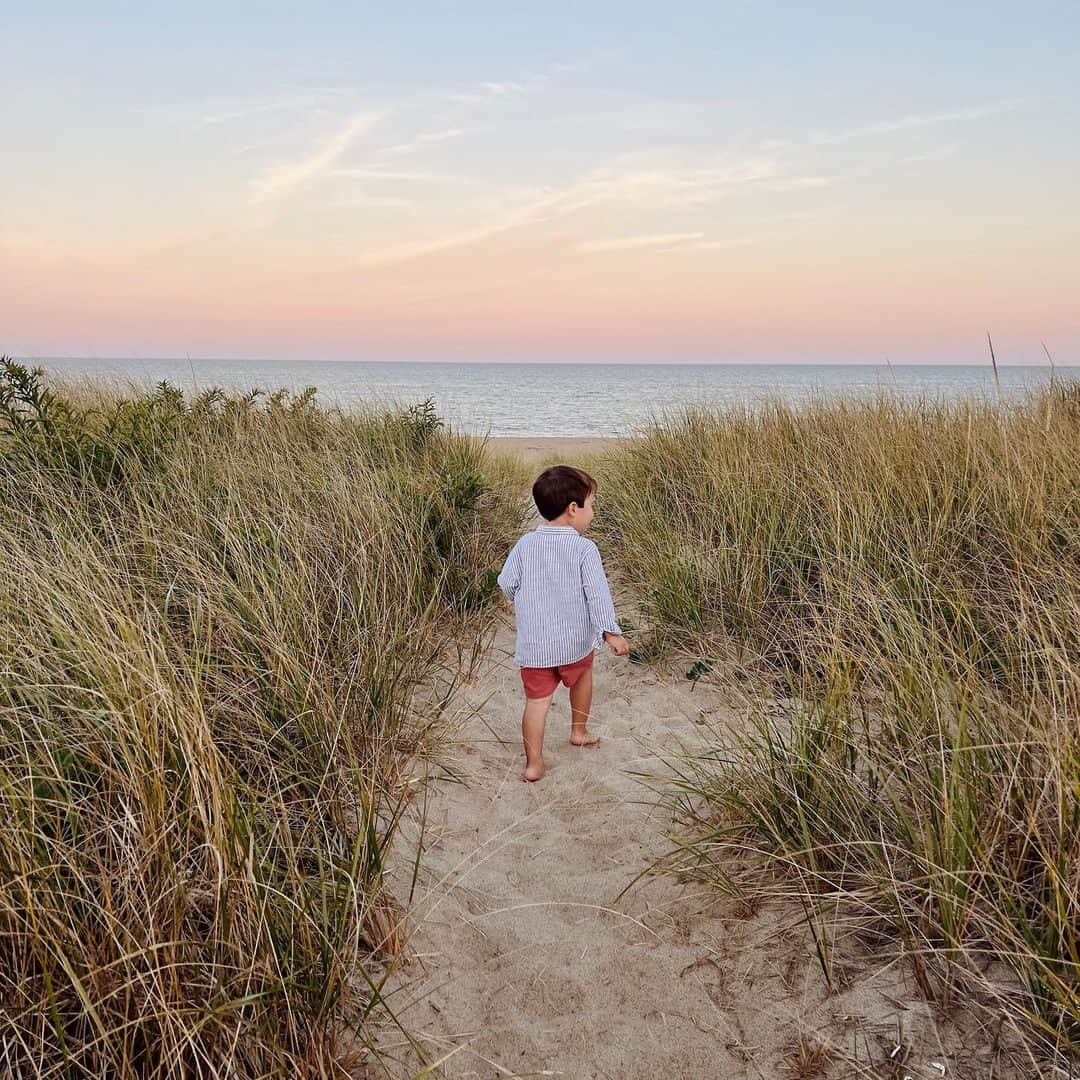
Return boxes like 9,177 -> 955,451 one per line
496,543 -> 522,601
581,541 -> 621,637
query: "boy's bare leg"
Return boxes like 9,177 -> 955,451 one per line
521,693 -> 553,781
569,666 -> 599,747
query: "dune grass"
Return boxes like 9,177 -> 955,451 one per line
595,383 -> 1080,1064
0,361 -> 526,1077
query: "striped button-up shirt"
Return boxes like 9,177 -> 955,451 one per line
497,524 -> 622,668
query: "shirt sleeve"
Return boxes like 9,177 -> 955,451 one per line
496,542 -> 522,601
581,541 -> 621,636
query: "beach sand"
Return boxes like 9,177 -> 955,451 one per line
369,440 -> 1018,1078
486,435 -> 622,464
375,614 -> 1003,1077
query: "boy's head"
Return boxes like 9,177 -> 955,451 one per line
532,464 -> 597,532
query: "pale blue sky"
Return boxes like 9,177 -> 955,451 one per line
2,2 -> 1077,362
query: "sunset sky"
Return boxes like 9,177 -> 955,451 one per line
3,2 -> 1077,364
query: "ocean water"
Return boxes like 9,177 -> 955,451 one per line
36,358 -> 1068,438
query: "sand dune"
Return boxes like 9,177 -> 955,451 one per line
373,592 -> 1004,1078
366,438 -> 1022,1077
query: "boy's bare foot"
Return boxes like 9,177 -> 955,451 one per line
569,731 -> 601,747
522,762 -> 545,782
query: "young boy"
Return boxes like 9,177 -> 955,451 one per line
497,465 -> 630,782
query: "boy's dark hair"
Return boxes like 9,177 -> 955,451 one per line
532,464 -> 596,521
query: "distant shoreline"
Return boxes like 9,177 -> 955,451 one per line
486,435 -> 622,462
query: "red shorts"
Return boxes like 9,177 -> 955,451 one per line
520,650 -> 594,700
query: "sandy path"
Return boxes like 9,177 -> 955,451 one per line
380,608 -> 758,1078
375,600 -> 935,1079
374,590 -> 1007,1079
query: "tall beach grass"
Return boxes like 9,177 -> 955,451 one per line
0,361 -> 525,1077
596,384 -> 1079,1065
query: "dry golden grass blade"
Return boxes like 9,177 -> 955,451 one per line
594,382 -> 1080,1070
0,361 -> 528,1077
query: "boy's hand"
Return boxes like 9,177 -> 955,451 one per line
603,632 -> 630,657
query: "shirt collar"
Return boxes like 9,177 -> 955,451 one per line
536,524 -> 577,533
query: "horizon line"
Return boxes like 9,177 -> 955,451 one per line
20,355 -> 1077,369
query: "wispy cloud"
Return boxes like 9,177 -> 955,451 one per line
329,193 -> 417,210
250,111 -> 379,202
197,90 -> 353,127
376,127 -> 467,158
331,166 -> 476,184
810,99 -> 1028,146
577,231 -> 705,253
480,81 -> 525,96
238,72 -> 1015,270
352,189 -> 566,266
443,56 -> 590,105
765,175 -> 835,191
571,160 -> 779,209
348,154 -> 784,267
680,237 -> 756,251
448,80 -> 526,105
